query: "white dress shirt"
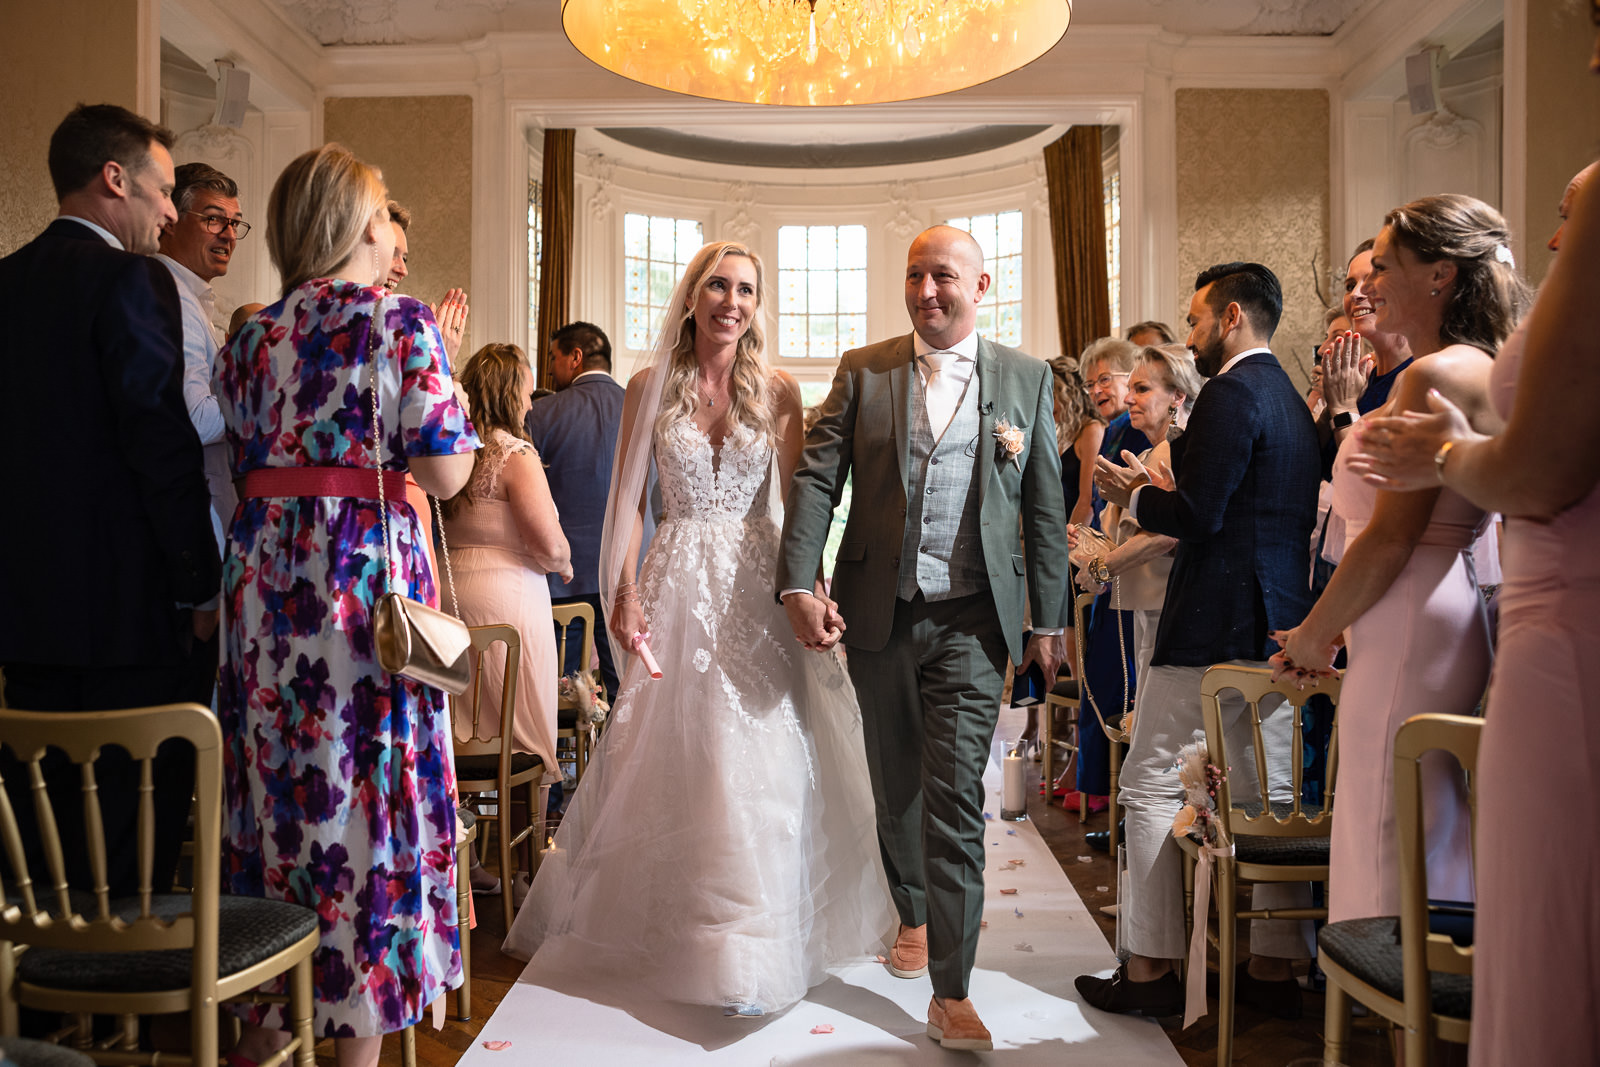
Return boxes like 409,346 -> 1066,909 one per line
912,329 -> 979,440
153,254 -> 226,446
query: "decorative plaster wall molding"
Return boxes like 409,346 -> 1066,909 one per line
720,182 -> 760,245
585,153 -> 616,221
886,180 -> 923,240
175,123 -> 255,165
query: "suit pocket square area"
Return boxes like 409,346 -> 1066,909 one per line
1012,554 -> 1026,575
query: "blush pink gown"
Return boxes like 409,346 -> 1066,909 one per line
1470,321 -> 1600,1064
1326,420 -> 1489,923
442,432 -> 561,784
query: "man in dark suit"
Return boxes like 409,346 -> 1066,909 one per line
1078,262 -> 1320,1019
0,104 -> 220,897
526,321 -> 624,699
778,226 -> 1069,1050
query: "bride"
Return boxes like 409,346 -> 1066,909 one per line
502,240 -> 892,1016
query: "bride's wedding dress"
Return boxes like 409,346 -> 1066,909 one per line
502,418 -> 892,1014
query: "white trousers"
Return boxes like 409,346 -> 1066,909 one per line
1118,661 -> 1314,961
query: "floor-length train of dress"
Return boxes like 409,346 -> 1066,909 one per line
502,420 -> 892,1014
1325,434 -> 1486,923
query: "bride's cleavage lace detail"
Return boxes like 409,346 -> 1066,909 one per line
656,419 -> 771,522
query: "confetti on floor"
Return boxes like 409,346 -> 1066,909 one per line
1078,856 -> 1093,863
874,954 -> 887,963
1013,942 -> 1034,952
1097,886 -> 1110,893
1014,908 -> 1025,918
1006,829 -> 1018,836
482,1041 -> 512,1052
980,920 -> 989,928
1000,888 -> 1018,896
810,1024 -> 835,1035
1008,859 -> 1026,868
983,812 -> 995,820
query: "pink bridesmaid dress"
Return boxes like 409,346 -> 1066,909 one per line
442,431 -> 561,785
1326,416 -> 1488,924
1470,320 -> 1600,1064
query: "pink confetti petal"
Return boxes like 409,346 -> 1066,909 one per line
1013,941 -> 1034,952
810,1024 -> 835,1035
999,888 -> 1018,896
874,954 -> 888,963
482,1040 -> 513,1051
980,920 -> 989,928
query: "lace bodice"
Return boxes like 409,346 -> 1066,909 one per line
470,428 -> 537,499
655,419 -> 774,524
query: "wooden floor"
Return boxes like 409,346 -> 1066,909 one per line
331,769 -> 1393,1067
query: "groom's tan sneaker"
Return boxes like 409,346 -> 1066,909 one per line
888,923 -> 928,978
927,995 -> 993,1051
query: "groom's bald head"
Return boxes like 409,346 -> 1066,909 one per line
905,225 -> 991,350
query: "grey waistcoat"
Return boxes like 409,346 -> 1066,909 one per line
897,366 -> 987,602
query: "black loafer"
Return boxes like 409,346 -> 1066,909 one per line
1206,962 -> 1303,1020
1075,964 -> 1184,1018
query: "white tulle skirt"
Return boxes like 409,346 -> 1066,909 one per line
501,511 -> 893,1014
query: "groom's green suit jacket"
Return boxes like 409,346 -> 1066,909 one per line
777,333 -> 1071,661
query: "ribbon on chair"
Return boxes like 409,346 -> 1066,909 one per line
1184,841 -> 1235,1029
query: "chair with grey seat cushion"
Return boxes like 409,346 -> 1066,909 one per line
1319,713 -> 1479,1067
1178,665 -> 1341,1066
0,1036 -> 96,1067
0,703 -> 317,1067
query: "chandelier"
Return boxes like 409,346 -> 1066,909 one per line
562,0 -> 1072,106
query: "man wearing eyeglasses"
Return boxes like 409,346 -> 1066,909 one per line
155,161 -> 248,702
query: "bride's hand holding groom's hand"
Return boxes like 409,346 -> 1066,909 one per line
783,590 -> 845,652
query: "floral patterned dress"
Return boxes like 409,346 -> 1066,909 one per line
214,280 -> 480,1037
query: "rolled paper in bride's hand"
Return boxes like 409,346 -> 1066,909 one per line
631,631 -> 663,679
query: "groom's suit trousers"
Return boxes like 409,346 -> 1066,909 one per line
845,590 -> 1009,1001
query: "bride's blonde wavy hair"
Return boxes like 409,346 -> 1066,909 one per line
653,241 -> 773,446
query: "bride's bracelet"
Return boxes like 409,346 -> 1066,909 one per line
615,591 -> 640,606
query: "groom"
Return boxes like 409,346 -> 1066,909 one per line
778,225 -> 1069,1050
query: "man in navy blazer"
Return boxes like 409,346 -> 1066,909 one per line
526,321 -> 625,698
1079,262 -> 1321,1019
0,105 -> 220,897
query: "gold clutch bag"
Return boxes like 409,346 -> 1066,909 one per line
368,295 -> 471,697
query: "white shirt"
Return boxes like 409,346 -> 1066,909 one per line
1129,346 -> 1272,523
153,254 -> 225,445
912,329 -> 979,439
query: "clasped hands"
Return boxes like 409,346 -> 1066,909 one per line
1267,626 -> 1342,689
1092,450 -> 1174,509
782,584 -> 847,652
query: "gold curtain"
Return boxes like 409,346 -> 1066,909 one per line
1043,126 -> 1110,361
535,128 -> 576,389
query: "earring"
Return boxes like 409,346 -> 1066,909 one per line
1169,404 -> 1179,426
1430,288 -> 1440,297
373,243 -> 383,285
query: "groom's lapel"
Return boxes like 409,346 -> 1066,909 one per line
976,336 -> 1000,512
889,334 -> 915,496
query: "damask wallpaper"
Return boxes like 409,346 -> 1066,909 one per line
0,1 -> 139,256
324,95 -> 475,356
1175,89 -> 1330,393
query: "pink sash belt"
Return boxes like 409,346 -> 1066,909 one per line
242,467 -> 409,500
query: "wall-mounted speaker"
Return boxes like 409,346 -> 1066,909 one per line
1405,47 -> 1444,116
213,62 -> 251,129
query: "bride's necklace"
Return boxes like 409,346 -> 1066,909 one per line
697,374 -> 731,409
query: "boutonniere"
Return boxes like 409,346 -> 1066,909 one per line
993,416 -> 1024,469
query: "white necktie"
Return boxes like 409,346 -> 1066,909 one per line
922,350 -> 961,439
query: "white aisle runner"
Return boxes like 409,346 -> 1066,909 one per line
460,711 -> 1182,1065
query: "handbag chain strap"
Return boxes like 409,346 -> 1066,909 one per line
368,296 -> 461,616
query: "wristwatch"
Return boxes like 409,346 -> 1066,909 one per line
1330,410 -> 1356,430
1089,556 -> 1112,584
